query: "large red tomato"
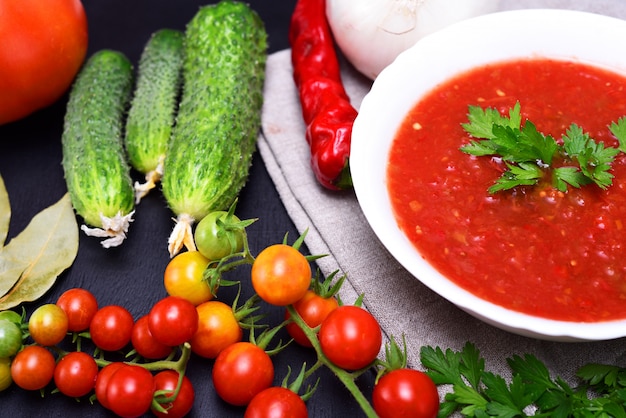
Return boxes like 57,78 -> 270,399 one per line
0,0 -> 88,125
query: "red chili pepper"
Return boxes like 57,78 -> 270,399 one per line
289,0 -> 358,190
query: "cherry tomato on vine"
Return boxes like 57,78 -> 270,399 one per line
148,296 -> 198,347
0,319 -> 22,358
0,310 -> 22,325
372,369 -> 440,418
244,386 -> 308,418
151,370 -> 195,418
212,341 -> 275,406
0,0 -> 88,125
194,210 -> 245,261
190,300 -> 243,359
251,244 -> 311,306
11,345 -> 55,390
106,364 -> 155,418
285,290 -> 339,347
56,287 -> 99,332
318,305 -> 382,370
131,315 -> 173,360
28,303 -> 68,346
164,251 -> 213,306
54,351 -> 98,398
0,357 -> 12,391
95,362 -> 126,410
89,305 -> 134,351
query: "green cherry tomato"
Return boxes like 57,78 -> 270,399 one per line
194,211 -> 245,261
0,310 -> 23,325
0,319 -> 22,358
28,303 -> 69,347
0,357 -> 12,391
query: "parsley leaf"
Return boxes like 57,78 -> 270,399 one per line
490,162 -> 543,193
609,116 -> 626,152
421,343 -> 626,417
459,102 -> 622,193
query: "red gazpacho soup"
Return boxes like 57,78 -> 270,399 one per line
387,58 -> 626,322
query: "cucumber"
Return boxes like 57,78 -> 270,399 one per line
125,29 -> 184,203
61,49 -> 135,248
161,1 -> 267,256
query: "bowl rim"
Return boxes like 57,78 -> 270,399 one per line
350,8 -> 626,341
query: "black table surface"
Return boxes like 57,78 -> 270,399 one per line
0,1 -> 375,416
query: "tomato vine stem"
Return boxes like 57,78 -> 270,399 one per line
286,305 -> 378,418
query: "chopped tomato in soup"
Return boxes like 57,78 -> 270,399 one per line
387,59 -> 626,322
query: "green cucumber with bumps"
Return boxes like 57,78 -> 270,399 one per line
125,29 -> 184,203
161,1 -> 267,256
61,49 -> 135,248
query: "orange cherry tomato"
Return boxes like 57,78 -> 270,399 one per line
251,244 -> 311,306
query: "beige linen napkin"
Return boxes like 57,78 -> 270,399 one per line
258,0 -> 626,384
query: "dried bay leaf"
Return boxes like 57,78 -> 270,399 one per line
0,175 -> 9,246
0,193 -> 78,310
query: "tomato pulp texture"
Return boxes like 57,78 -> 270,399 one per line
388,58 -> 626,322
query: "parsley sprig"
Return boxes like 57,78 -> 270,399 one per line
460,102 -> 626,193
421,342 -> 626,417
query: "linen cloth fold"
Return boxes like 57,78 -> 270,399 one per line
258,0 -> 626,383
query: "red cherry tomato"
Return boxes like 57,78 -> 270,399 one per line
244,386 -> 308,418
285,290 -> 339,347
89,305 -> 134,351
251,244 -> 311,306
0,0 -> 88,125
372,369 -> 440,418
95,362 -> 125,410
190,300 -> 243,359
54,351 -> 98,398
106,364 -> 155,418
131,315 -> 173,360
56,288 -> 99,332
151,370 -> 195,418
318,305 -> 382,370
148,296 -> 199,347
10,345 -> 56,390
212,342 -> 274,406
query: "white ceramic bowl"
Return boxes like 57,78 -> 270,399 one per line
351,8 -> 626,341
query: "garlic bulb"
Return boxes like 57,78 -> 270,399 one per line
326,0 -> 500,80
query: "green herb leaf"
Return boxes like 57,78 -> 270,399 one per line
490,162 -> 543,193
460,102 -> 622,193
462,102 -> 522,140
0,193 -> 79,310
609,116 -> 626,152
422,343 -> 626,416
553,166 -> 590,191
420,345 -> 463,386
